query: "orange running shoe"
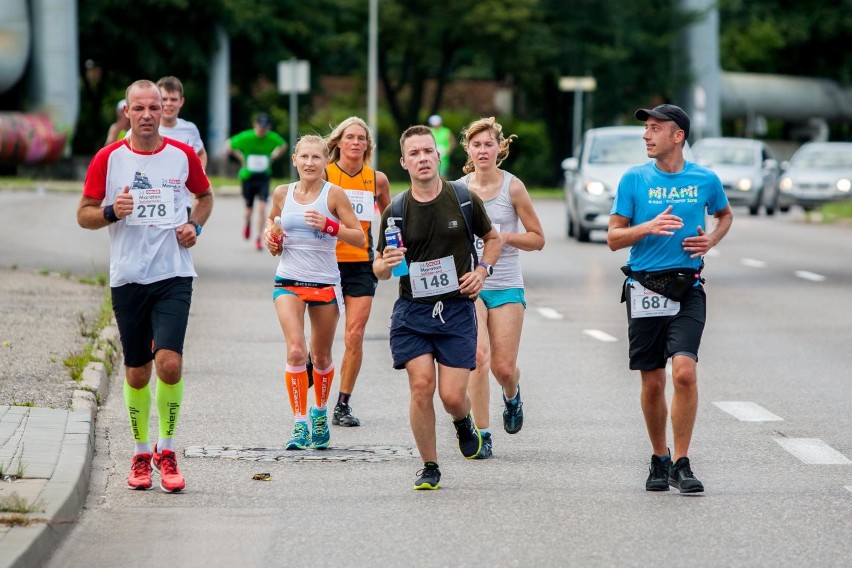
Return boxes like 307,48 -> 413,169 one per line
127,453 -> 153,490
152,445 -> 186,493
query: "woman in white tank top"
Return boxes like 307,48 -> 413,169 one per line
457,117 -> 545,458
261,135 -> 364,451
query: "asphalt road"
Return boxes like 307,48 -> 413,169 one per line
2,190 -> 850,567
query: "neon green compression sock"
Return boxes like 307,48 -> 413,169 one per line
123,381 -> 151,454
156,377 -> 184,451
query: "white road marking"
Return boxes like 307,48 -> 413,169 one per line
582,329 -> 617,342
845,486 -> 852,494
705,248 -> 720,257
713,401 -> 783,422
536,307 -> 564,320
741,258 -> 767,268
775,438 -> 852,465
795,270 -> 826,282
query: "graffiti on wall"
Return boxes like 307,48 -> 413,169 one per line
0,113 -> 66,165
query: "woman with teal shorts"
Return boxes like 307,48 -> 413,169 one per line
457,117 -> 545,458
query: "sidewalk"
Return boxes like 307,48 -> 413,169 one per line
0,269 -> 118,568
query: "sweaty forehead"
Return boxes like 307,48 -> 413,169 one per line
403,134 -> 436,153
128,86 -> 162,104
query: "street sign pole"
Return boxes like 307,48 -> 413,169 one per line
277,59 -> 311,180
559,76 -> 597,153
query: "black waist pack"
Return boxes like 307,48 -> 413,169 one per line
621,265 -> 704,302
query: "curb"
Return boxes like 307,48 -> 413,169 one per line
0,325 -> 120,568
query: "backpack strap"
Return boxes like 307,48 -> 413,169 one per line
390,182 -> 478,270
389,189 -> 408,234
448,180 -> 475,243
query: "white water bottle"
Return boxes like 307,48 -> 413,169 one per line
384,218 -> 409,277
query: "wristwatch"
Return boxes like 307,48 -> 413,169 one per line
188,221 -> 202,236
478,262 -> 493,277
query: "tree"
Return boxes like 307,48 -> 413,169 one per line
376,0 -> 537,133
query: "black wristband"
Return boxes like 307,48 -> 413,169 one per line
103,204 -> 119,223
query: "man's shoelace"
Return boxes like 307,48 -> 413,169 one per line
159,452 -> 178,474
131,455 -> 150,474
650,459 -> 669,477
431,301 -> 445,323
416,468 -> 440,480
675,462 -> 694,479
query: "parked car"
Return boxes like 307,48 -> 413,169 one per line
777,142 -> 852,211
561,126 -> 693,242
692,137 -> 780,216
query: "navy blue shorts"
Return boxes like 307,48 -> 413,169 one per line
625,283 -> 706,370
389,298 -> 477,370
111,276 -> 193,367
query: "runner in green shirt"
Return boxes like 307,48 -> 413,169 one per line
225,112 -> 287,250
428,114 -> 455,178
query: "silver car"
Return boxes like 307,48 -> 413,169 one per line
778,142 -> 852,211
561,126 -> 693,242
692,137 -> 780,216
561,126 -> 649,242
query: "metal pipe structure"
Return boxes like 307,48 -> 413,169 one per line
0,0 -> 30,93
721,72 -> 852,122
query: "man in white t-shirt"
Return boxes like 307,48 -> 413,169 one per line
77,79 -> 213,495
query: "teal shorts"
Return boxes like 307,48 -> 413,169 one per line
479,288 -> 526,309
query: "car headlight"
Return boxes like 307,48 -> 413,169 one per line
584,180 -> 606,196
779,177 -> 793,192
736,178 -> 753,191
837,178 -> 851,192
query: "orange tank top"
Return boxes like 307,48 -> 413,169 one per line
326,162 -> 376,262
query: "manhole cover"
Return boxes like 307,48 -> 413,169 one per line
184,444 -> 415,463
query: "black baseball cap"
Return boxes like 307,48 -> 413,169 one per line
635,104 -> 690,138
256,112 -> 272,128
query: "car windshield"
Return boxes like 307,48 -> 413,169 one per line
588,134 -> 648,165
695,145 -> 755,166
791,146 -> 852,168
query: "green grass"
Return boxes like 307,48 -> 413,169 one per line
819,201 -> 852,223
30,270 -> 118,384
0,493 -> 46,527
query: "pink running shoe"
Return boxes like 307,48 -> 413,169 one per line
127,453 -> 153,490
152,445 -> 186,493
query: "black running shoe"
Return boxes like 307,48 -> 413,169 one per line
332,403 -> 361,427
453,413 -> 482,459
413,463 -> 441,490
473,431 -> 493,460
669,457 -> 704,493
502,388 -> 524,434
646,453 -> 672,491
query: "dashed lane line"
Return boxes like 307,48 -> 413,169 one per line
795,270 -> 826,282
582,329 -> 617,342
775,438 -> 852,465
713,401 -> 784,422
741,258 -> 767,268
536,307 -> 564,320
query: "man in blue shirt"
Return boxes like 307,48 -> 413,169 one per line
608,104 -> 733,494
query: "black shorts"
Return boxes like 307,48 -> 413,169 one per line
241,173 -> 271,208
111,276 -> 193,367
625,283 -> 706,370
389,298 -> 477,370
339,262 -> 378,297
